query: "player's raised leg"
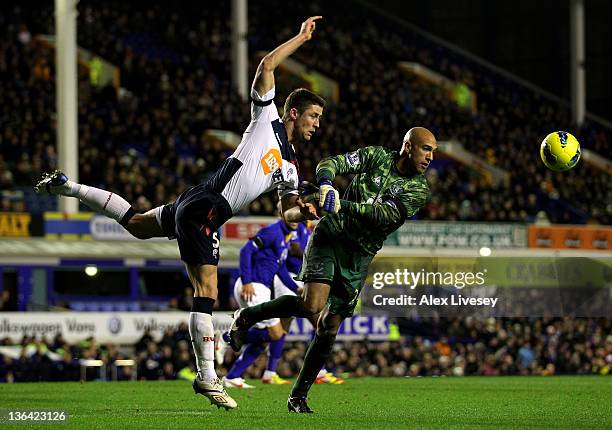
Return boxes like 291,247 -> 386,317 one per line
36,170 -> 135,224
229,281 -> 330,351
35,170 -> 165,239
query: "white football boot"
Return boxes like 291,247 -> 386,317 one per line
192,375 -> 238,409
34,170 -> 70,195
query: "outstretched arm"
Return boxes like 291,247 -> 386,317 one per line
239,240 -> 259,285
315,147 -> 380,215
339,180 -> 429,228
252,16 -> 322,96
316,147 -> 380,183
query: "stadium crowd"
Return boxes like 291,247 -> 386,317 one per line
1,317 -> 610,383
1,0 -> 609,389
1,1 -> 609,224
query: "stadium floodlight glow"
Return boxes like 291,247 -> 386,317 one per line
479,247 -> 492,257
85,265 -> 98,277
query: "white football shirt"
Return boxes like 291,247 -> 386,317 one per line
206,87 -> 300,214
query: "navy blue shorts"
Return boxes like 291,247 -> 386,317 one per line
160,185 -> 233,266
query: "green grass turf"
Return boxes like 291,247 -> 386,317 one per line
0,377 -> 610,429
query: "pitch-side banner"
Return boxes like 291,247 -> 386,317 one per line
43,212 -> 277,241
528,225 -> 611,250
385,221 -> 527,248
0,212 -> 44,237
0,312 -> 388,344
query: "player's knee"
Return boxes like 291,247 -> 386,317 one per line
297,297 -> 324,317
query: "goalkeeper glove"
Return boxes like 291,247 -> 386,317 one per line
318,179 -> 340,214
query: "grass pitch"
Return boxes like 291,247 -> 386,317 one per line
1,376 -> 610,429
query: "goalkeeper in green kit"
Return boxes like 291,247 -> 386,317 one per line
230,127 -> 437,412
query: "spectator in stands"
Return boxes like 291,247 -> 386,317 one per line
0,355 -> 15,383
0,316 -> 610,383
139,341 -> 162,381
51,351 -> 80,382
135,329 -> 154,354
2,1 -> 609,223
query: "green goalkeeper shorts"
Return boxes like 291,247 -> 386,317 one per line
297,222 -> 373,318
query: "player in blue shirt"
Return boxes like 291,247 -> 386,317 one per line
273,220 -> 344,385
220,218 -> 343,387
285,221 -> 310,276
221,217 -> 301,388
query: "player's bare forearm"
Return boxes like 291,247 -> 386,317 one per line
284,202 -> 319,222
252,26 -> 316,94
278,264 -> 299,292
252,16 -> 322,95
282,194 -> 319,222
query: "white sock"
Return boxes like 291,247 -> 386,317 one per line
189,312 -> 217,381
317,368 -> 327,378
64,181 -> 132,222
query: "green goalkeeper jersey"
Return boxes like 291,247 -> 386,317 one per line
316,146 -> 429,256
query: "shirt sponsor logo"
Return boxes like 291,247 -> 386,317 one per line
261,148 -> 282,175
345,151 -> 360,166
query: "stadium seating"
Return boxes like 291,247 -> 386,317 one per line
1,1 -> 610,223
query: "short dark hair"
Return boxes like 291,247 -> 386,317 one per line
282,88 -> 325,118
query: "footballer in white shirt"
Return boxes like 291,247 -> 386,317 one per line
35,16 -> 325,410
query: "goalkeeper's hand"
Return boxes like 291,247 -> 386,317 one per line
318,179 -> 340,214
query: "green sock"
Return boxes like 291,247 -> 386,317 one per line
291,334 -> 336,398
243,295 -> 311,324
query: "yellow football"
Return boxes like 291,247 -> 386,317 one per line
540,131 -> 581,171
